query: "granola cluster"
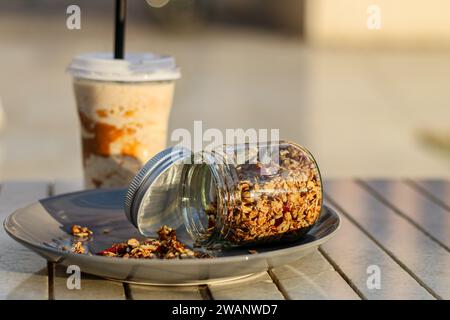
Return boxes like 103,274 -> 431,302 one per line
61,224 -> 94,254
72,241 -> 85,254
210,144 -> 322,244
71,224 -> 93,238
97,225 -> 210,259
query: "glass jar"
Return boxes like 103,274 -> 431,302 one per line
125,141 -> 323,247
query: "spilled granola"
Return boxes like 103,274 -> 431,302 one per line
72,241 -> 85,254
66,224 -> 209,259
71,224 -> 93,238
97,225 -> 210,259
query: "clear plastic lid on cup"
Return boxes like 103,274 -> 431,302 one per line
67,52 -> 181,82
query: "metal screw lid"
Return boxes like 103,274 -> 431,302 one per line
124,146 -> 191,233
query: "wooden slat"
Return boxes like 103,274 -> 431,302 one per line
50,180 -> 125,300
271,250 -> 360,300
362,180 -> 450,250
409,179 -> 450,211
320,203 -> 433,300
209,272 -> 284,300
0,181 -> 49,299
129,284 -> 202,300
325,180 -> 450,299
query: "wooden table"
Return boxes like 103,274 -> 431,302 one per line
0,179 -> 449,300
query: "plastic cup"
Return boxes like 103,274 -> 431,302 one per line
67,52 -> 180,188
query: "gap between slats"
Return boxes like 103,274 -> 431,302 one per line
267,269 -> 290,300
199,285 -> 213,300
357,180 -> 449,252
46,182 -> 55,300
47,262 -> 55,300
324,187 -> 442,300
123,283 -> 133,300
406,179 -> 450,213
317,248 -> 366,299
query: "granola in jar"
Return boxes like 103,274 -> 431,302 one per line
216,143 -> 322,244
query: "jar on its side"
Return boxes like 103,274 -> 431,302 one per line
179,141 -> 323,246
125,141 -> 323,247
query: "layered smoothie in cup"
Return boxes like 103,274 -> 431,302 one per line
68,53 -> 180,188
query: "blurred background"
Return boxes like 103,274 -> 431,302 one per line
0,0 -> 449,181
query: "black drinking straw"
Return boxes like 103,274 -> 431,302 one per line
114,0 -> 127,59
